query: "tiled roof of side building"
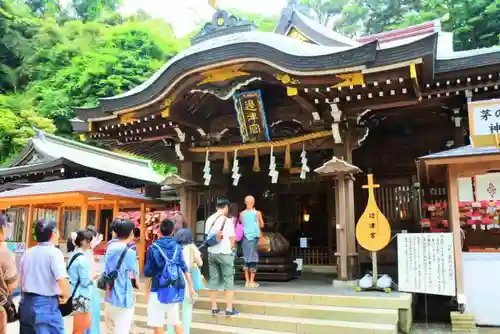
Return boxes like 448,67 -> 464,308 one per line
0,177 -> 152,201
419,145 -> 500,161
0,130 -> 164,184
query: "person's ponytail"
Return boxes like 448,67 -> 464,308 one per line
66,232 -> 77,253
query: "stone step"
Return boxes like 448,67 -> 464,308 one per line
126,289 -> 411,310
127,297 -> 398,324
105,310 -> 397,334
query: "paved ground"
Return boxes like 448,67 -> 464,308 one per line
7,317 -> 500,333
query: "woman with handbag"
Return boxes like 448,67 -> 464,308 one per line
66,229 -> 95,334
169,228 -> 204,334
0,214 -> 19,334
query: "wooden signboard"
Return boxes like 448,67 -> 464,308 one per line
397,233 -> 456,296
233,90 -> 271,143
468,98 -> 500,148
356,174 -> 392,252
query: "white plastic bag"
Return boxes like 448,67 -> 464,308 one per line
377,274 -> 392,289
359,274 -> 373,289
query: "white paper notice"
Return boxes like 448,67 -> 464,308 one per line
300,237 -> 308,248
397,233 -> 456,296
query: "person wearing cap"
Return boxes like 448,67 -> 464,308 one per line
19,218 -> 70,334
0,214 -> 18,334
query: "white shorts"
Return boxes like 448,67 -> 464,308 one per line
147,292 -> 181,327
104,303 -> 135,334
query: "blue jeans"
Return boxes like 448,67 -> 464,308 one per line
19,294 -> 64,334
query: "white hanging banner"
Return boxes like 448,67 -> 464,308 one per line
397,233 -> 456,296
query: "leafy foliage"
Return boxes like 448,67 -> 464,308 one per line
0,0 -> 188,165
300,0 -> 500,50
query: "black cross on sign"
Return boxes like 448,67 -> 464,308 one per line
369,223 -> 375,228
370,232 -> 376,239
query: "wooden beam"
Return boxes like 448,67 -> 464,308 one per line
139,203 -> 147,274
26,204 -> 34,248
81,203 -> 88,229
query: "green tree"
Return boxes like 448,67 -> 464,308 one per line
0,94 -> 56,164
72,0 -> 122,22
228,9 -> 278,32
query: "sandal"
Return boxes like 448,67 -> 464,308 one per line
249,282 -> 260,288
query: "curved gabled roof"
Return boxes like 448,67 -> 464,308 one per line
76,31 -> 381,117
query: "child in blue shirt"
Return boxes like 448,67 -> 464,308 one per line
103,219 -> 140,334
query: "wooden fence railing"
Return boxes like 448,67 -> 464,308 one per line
290,246 -> 335,265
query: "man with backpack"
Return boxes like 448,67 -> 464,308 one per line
204,199 -> 239,316
144,219 -> 195,334
102,219 -> 140,334
0,214 -> 18,334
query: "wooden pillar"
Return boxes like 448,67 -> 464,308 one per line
178,161 -> 198,229
345,173 -> 357,279
334,134 -> 357,280
138,203 -> 146,274
336,176 -> 348,280
25,205 -> 34,247
327,180 -> 335,264
447,165 -> 464,296
80,203 -> 88,229
113,200 -> 119,218
57,207 -> 64,241
95,205 -> 101,230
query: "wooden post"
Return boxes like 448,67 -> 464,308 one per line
113,200 -> 119,218
80,203 -> 88,229
139,203 -> 147,274
337,176 -> 348,280
372,251 -> 378,287
104,218 -> 110,243
57,207 -> 64,241
345,173 -> 357,279
95,205 -> 101,230
26,205 -> 34,248
447,165 -> 465,296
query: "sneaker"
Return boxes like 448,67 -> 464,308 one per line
212,308 -> 220,315
225,308 -> 240,316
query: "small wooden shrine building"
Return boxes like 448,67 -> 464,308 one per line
0,130 -> 165,243
72,0 -> 500,285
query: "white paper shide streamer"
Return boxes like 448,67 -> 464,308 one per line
232,150 -> 241,186
268,146 -> 279,184
300,145 -> 310,180
203,151 -> 211,186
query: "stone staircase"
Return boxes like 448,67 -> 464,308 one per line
101,288 -> 412,334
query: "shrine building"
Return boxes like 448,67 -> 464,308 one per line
73,0 -> 500,322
